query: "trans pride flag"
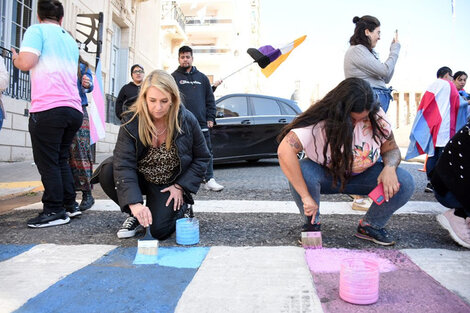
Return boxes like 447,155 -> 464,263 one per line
247,35 -> 306,78
405,79 -> 462,159
88,59 -> 106,145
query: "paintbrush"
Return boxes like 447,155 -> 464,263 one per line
301,215 -> 322,249
133,227 -> 159,264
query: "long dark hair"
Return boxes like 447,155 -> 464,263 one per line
349,15 -> 380,53
78,55 -> 89,80
278,78 -> 387,189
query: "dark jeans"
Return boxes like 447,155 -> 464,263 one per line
434,191 -> 470,218
202,129 -> 214,181
426,147 -> 444,180
29,107 -> 83,214
289,160 -> 415,229
98,161 -> 184,240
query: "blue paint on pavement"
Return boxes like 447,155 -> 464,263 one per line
0,244 -> 34,262
14,247 -> 200,313
157,247 -> 209,268
133,253 -> 159,265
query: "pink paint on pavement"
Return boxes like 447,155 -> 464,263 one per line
305,248 -> 397,273
306,249 -> 470,313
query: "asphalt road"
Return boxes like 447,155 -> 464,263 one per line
1,159 -> 460,251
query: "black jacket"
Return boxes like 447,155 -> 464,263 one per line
112,106 -> 210,212
172,66 -> 216,128
431,122 -> 470,209
115,82 -> 140,119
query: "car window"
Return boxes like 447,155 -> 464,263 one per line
279,101 -> 298,115
216,96 -> 248,117
252,97 -> 281,116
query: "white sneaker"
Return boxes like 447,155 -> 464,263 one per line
351,195 -> 373,211
204,178 -> 224,191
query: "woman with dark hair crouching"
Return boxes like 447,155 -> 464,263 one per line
278,78 -> 414,246
92,70 -> 210,240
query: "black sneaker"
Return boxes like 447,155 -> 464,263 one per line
117,216 -> 143,239
27,211 -> 70,228
65,202 -> 82,218
424,182 -> 434,193
79,191 -> 95,211
355,220 -> 395,246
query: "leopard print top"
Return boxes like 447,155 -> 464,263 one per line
137,143 -> 180,185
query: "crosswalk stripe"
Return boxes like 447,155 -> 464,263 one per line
1,244 -> 469,312
175,246 -> 324,313
14,200 -> 448,215
403,249 -> 470,304
0,244 -> 115,313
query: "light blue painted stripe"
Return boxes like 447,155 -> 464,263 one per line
0,244 -> 35,262
14,247 -> 208,313
156,247 -> 210,268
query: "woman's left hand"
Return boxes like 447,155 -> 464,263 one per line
377,166 -> 400,202
161,184 -> 184,211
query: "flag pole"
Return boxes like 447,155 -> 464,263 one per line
220,61 -> 256,81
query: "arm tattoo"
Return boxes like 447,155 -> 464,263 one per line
286,132 -> 302,152
382,133 -> 401,167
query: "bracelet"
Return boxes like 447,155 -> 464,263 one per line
174,184 -> 183,191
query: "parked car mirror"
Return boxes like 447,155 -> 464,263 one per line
216,111 -> 224,118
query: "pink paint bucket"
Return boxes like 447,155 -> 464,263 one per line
339,258 -> 379,305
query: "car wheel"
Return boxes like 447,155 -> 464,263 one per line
297,151 -> 305,160
246,159 -> 260,163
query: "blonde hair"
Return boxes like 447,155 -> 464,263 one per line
124,69 -> 181,149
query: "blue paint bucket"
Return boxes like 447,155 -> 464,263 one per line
176,218 -> 199,245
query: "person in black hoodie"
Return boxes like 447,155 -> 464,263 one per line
92,70 -> 210,239
115,64 -> 144,120
172,46 -> 224,191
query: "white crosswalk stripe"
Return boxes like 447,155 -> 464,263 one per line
14,200 -> 448,215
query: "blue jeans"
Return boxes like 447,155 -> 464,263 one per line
373,87 -> 393,113
289,159 -> 415,229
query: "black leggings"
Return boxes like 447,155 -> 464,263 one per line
98,161 -> 183,240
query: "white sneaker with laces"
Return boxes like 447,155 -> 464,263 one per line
204,178 -> 224,191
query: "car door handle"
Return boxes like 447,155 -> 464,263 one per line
278,118 -> 287,123
241,119 -> 251,125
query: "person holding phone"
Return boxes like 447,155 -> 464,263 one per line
344,16 -> 400,113
277,78 -> 415,246
344,15 -> 401,211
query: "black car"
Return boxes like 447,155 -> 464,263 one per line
211,93 -> 302,164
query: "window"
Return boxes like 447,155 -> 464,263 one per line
252,97 -> 281,116
216,96 -> 248,118
1,0 -> 35,49
280,101 -> 298,115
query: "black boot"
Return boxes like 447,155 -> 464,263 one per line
79,191 -> 95,211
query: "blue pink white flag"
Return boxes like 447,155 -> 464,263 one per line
88,59 -> 106,145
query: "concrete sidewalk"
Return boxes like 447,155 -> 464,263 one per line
0,153 -> 112,200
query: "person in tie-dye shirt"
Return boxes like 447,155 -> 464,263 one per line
11,0 -> 83,228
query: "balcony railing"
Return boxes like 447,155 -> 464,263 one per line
192,47 -> 231,54
161,1 -> 186,32
185,16 -> 232,25
1,46 -> 31,101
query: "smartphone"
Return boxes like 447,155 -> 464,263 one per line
368,183 -> 385,205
